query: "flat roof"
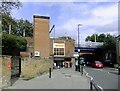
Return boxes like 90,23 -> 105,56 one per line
33,15 -> 50,19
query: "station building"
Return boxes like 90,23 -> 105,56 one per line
50,38 -> 75,68
32,15 -> 75,67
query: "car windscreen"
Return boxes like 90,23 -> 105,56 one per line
95,61 -> 102,64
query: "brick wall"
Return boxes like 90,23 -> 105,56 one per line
65,39 -> 75,57
2,56 -> 11,89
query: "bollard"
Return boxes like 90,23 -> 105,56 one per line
49,68 -> 51,78
90,81 -> 93,91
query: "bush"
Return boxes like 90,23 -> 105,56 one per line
2,33 -> 27,55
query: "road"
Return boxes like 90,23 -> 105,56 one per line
84,66 -> 118,90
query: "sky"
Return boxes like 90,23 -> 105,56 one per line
11,0 -> 119,43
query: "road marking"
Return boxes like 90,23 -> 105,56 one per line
97,85 -> 104,91
83,69 -> 93,80
84,69 -> 103,91
92,68 -> 103,71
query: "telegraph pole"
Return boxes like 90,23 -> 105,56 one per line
9,25 -> 11,34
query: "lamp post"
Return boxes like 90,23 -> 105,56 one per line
78,24 -> 82,48
77,24 -> 82,72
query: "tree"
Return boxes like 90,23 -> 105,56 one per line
85,34 -> 98,42
1,0 -> 22,35
2,15 -> 17,34
59,36 -> 73,40
2,16 -> 33,37
85,33 -> 117,63
16,19 -> 33,37
97,34 -> 106,42
85,36 -> 91,41
2,33 -> 27,55
1,1 -> 22,16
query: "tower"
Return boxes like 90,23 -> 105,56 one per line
33,15 -> 50,57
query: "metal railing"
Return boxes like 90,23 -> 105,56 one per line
90,80 -> 103,91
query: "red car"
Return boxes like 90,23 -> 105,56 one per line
91,61 -> 103,68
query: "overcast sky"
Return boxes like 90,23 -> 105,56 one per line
11,0 -> 119,43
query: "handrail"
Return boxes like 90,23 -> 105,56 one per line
90,80 -> 103,91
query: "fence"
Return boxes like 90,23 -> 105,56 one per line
90,80 -> 103,91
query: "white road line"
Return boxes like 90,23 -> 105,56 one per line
83,69 -> 93,80
92,68 -> 103,71
84,69 -> 103,90
97,85 -> 104,91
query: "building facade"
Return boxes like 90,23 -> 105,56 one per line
33,15 -> 50,58
50,38 -> 75,68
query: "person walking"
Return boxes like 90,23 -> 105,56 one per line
75,58 -> 78,71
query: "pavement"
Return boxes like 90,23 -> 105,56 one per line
6,67 -> 90,89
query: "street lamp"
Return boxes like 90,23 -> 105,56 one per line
78,24 -> 82,48
77,24 -> 82,72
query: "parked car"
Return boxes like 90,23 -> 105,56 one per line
85,61 -> 91,66
103,60 -> 114,67
91,60 -> 103,68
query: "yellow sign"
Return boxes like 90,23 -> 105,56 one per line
53,43 -> 65,48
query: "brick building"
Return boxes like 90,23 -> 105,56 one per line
33,15 -> 50,58
29,15 -> 75,68
50,37 -> 75,68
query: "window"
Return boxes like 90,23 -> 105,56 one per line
54,48 -> 64,56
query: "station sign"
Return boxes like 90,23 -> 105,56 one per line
53,43 -> 65,48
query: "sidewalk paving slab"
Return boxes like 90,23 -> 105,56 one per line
6,68 -> 90,89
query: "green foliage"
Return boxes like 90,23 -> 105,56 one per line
85,34 -> 106,42
2,16 -> 33,37
1,1 -> 22,15
59,36 -> 73,40
86,33 -> 117,63
1,1 -> 33,37
16,19 -> 33,37
2,15 -> 17,34
2,33 -> 27,55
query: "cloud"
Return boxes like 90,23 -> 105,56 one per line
12,2 -> 118,42
54,2 -> 118,42
20,0 -> 119,2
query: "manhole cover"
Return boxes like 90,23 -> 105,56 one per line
64,74 -> 71,77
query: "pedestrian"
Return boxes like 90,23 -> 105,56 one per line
53,62 -> 56,69
75,58 -> 78,71
78,55 -> 81,72
63,62 -> 65,68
